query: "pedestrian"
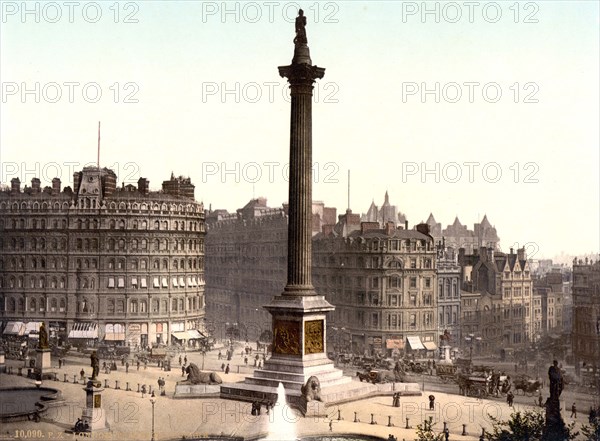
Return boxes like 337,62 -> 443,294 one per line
538,394 -> 543,407
258,360 -> 262,369
58,358 -> 62,369
182,365 -> 186,377
184,355 -> 187,365
225,364 -> 230,374
179,355 -> 182,366
244,356 -> 248,365
144,361 -> 148,370
507,391 -> 514,407
444,427 -> 449,441
141,384 -> 147,398
256,402 -> 261,415
80,369 -> 85,380
329,420 -> 333,431
429,394 -> 435,410
137,360 -> 140,371
125,361 -> 129,373
221,362 -> 225,372
589,407 -> 597,424
254,358 -> 257,367
571,403 -> 577,418
218,351 -> 222,360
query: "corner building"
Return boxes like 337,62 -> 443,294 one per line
313,217 -> 439,356
0,167 -> 206,348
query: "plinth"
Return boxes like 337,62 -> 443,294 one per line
80,380 -> 108,432
34,348 -> 52,380
542,397 -> 568,441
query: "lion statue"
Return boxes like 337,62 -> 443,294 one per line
181,363 -> 223,385
301,376 -> 322,402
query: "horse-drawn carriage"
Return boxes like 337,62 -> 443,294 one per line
457,372 -> 492,397
513,375 -> 541,396
356,368 -> 404,384
436,363 -> 458,383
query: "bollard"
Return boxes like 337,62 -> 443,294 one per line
406,418 -> 410,429
354,412 -> 359,423
64,373 -> 68,382
126,382 -> 131,391
388,415 -> 393,427
137,383 -> 140,393
73,375 -> 77,383
337,409 -> 342,421
462,423 -> 467,436
370,413 -> 376,425
115,380 -> 120,389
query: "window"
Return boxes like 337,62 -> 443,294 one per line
108,277 -> 115,288
410,277 -> 417,288
425,278 -> 431,288
410,259 -> 416,269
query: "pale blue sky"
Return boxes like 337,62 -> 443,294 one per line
1,1 -> 598,258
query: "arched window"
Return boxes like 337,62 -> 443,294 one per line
30,298 -> 37,311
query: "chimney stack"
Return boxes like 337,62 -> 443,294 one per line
10,178 -> 21,193
385,221 -> 394,236
31,178 -> 41,193
517,247 -> 526,260
52,178 -> 61,194
405,220 -> 409,230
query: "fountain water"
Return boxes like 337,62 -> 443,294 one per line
264,383 -> 297,440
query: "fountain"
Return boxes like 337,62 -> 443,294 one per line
264,383 -> 297,441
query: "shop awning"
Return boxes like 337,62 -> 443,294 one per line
406,336 -> 425,350
68,322 -> 98,339
25,322 -> 43,335
187,330 -> 206,339
3,321 -> 25,335
386,339 -> 404,349
171,331 -> 189,341
423,341 -> 438,351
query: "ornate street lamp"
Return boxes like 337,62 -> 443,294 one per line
149,391 -> 156,441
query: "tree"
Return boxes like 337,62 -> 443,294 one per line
483,410 -> 578,441
414,419 -> 445,441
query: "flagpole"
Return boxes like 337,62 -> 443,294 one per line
97,121 -> 101,168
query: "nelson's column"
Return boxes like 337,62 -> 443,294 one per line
221,10 -> 377,414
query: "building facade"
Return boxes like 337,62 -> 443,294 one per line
426,214 -> 500,254
459,247 -> 533,357
571,257 -> 600,385
0,167 -> 206,348
313,221 -> 438,356
204,198 -> 335,341
436,246 -> 462,348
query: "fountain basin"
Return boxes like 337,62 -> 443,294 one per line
0,387 -> 63,423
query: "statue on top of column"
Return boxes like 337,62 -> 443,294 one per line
294,9 -> 307,45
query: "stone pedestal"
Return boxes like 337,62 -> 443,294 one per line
35,349 -> 52,379
79,380 -> 108,433
542,397 -> 568,441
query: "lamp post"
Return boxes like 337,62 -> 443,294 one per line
465,333 -> 481,363
149,391 -> 156,441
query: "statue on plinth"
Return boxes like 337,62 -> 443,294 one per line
548,359 -> 563,401
293,9 -> 307,45
90,351 -> 100,380
542,360 -> 568,441
38,322 -> 49,350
